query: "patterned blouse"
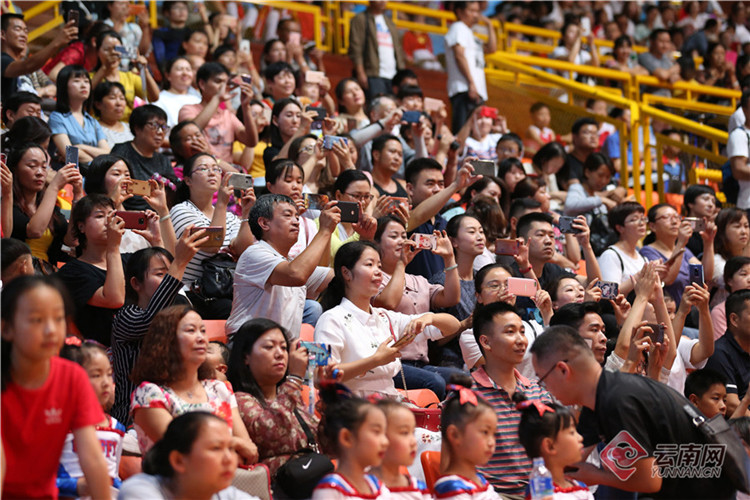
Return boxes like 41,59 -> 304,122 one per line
235,379 -> 319,476
131,379 -> 237,454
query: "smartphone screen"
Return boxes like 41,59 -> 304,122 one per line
65,145 -> 79,169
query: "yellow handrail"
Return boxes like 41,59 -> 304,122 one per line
642,94 -> 734,118
24,0 -> 63,43
236,0 -> 333,52
634,74 -> 740,106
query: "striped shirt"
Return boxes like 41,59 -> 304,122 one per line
110,274 -> 183,425
170,200 -> 242,288
472,367 -> 551,496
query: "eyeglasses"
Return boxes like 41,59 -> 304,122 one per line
194,165 -> 223,175
344,192 -> 374,203
625,216 -> 648,225
536,359 -> 567,389
145,121 -> 170,133
299,144 -> 315,154
654,214 -> 680,223
483,281 -> 508,292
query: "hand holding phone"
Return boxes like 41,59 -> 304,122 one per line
645,323 -> 665,344
470,160 -> 495,178
559,216 -> 583,234
689,263 -> 704,287
402,111 -> 422,124
115,211 -> 148,230
508,277 -> 538,297
494,238 -> 520,256
65,145 -> 79,169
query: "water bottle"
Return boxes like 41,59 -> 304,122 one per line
529,457 -> 554,500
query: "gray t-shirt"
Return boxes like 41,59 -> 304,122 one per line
638,51 -> 675,97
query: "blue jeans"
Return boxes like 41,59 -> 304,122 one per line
303,299 -> 323,326
393,362 -> 467,400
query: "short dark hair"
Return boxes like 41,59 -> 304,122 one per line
725,256 -> 750,292
405,157 -> 442,185
529,325 -> 593,365
741,89 -> 750,110
509,198 -> 542,221
516,212 -> 553,240
549,302 -> 601,330
683,184 -> 716,216
1,238 -> 31,275
684,368 -> 726,400
650,28 -> 670,43
474,262 -> 513,295
125,247 -> 174,303
92,81 -> 126,118
704,18 -> 719,31
249,194 -> 295,241
726,289 -> 750,329
212,44 -> 235,62
571,117 -> 598,135
0,13 -> 24,32
196,61 -> 229,85
392,68 -> 418,90
371,134 -> 401,164
129,104 -> 167,135
266,158 -> 304,186
3,92 -> 41,122
473,302 -> 521,355
263,61 -> 294,81
497,157 -> 525,180
333,169 -> 370,196
496,133 -> 523,154
70,194 -> 116,252
546,272 -> 580,302
716,208 -> 749,260
608,201 -> 645,236
168,120 -> 199,163
397,85 -> 423,100
84,154 -> 133,195
530,102 -> 549,114
583,152 -> 615,176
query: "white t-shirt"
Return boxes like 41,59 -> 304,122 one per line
729,107 -> 746,133
551,45 -> 592,80
119,473 -> 258,500
226,240 -> 330,337
153,89 -> 201,128
598,246 -> 649,285
727,126 -> 750,209
666,337 -> 707,394
374,14 -> 397,79
459,319 -> 544,379
464,133 -> 503,161
445,20 -> 487,100
314,298 -> 442,397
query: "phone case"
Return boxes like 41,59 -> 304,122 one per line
412,233 -> 436,250
338,201 -> 360,223
494,239 -> 519,256
323,136 -> 345,149
424,97 -> 443,112
646,324 -> 665,344
470,160 -> 495,178
228,173 -> 253,190
299,342 -> 330,366
402,111 -> 422,124
190,227 -> 224,247
127,179 -> 152,196
689,264 -> 704,287
306,71 -> 324,83
595,280 -> 619,300
65,145 -> 79,168
685,217 -> 706,233
115,211 -> 147,230
308,107 -> 326,121
240,40 -> 251,53
389,197 -> 409,211
303,193 -> 329,211
508,277 -> 538,297
559,216 -> 582,234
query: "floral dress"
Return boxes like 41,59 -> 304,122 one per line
235,378 -> 319,476
130,379 -> 237,454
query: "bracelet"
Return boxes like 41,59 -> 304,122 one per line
159,213 -> 171,222
239,218 -> 249,223
444,264 -> 458,272
519,265 -> 532,274
287,374 -> 304,384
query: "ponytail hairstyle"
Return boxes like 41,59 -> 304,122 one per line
513,392 -> 575,459
143,412 -> 226,477
60,341 -> 108,368
317,382 -> 380,458
441,373 -> 494,443
320,241 -> 380,311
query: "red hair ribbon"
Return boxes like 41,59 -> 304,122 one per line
64,336 -> 82,346
516,399 -> 554,417
446,384 -> 478,406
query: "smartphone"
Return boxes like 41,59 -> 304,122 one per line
424,97 -> 443,113
67,10 -> 79,27
689,263 -> 704,287
288,32 -> 301,45
299,341 -> 330,366
303,193 -> 329,211
0,152 -> 6,164
684,217 -> 706,233
411,233 -> 437,251
114,211 -> 147,230
322,135 -> 346,150
559,216 -> 583,234
126,179 -> 152,196
65,145 -> 79,169
479,106 -> 499,120
402,110 -> 422,124
189,226 -> 224,248
346,117 -> 358,132
388,197 -> 409,212
306,70 -> 325,84
470,160 -> 495,178
129,3 -> 147,16
241,74 -> 252,85
338,201 -> 360,223
307,106 -> 326,122
494,238 -> 520,256
508,277 -> 538,297
646,323 -> 665,344
391,332 -> 417,349
595,280 -> 619,300
114,45 -> 129,57
239,39 -> 251,54
227,173 -> 253,190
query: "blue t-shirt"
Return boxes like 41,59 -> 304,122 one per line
639,245 -> 696,305
48,111 -> 106,154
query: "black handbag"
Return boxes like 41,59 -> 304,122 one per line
589,209 -> 616,257
198,253 -> 236,299
274,409 -> 334,499
683,404 -> 750,494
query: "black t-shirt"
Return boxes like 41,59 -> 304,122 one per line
686,232 -> 704,259
111,142 -> 177,211
705,330 -> 750,398
374,179 -> 409,198
406,215 -> 448,280
57,255 -> 131,346
558,153 -> 585,187
511,261 -> 567,319
593,369 -> 735,499
1,51 -> 18,99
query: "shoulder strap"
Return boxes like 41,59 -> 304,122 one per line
292,409 -> 318,452
606,246 -> 625,273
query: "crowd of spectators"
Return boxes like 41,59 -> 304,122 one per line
2,1 -> 750,499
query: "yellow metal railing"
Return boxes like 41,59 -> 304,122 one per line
24,0 -> 63,43
634,74 -> 740,107
642,94 -> 735,118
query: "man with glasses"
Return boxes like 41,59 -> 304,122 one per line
178,61 -> 258,165
530,326 -> 736,499
113,105 -> 178,211
470,301 -> 551,496
557,117 -> 599,190
598,202 -> 651,298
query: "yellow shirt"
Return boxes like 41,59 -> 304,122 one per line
249,140 -> 270,178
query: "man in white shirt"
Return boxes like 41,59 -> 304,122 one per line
444,1 -> 497,133
727,90 -> 750,210
225,194 -> 337,338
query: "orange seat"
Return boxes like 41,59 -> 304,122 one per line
420,450 -> 441,493
300,323 -> 315,341
204,319 -> 228,343
398,388 -> 440,408
119,455 -> 142,480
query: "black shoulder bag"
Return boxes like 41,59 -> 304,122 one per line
274,409 -> 334,499
198,253 -> 236,299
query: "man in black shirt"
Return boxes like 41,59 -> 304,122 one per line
531,326 -> 737,499
112,105 -> 178,211
557,117 -> 598,190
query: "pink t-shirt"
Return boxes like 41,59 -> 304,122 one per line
178,103 -> 243,163
711,300 -> 727,340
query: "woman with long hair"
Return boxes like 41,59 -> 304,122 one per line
333,78 -> 369,133
315,241 -> 460,397
531,141 -> 567,208
130,305 -> 258,463
712,208 -> 750,305
263,97 -> 316,170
